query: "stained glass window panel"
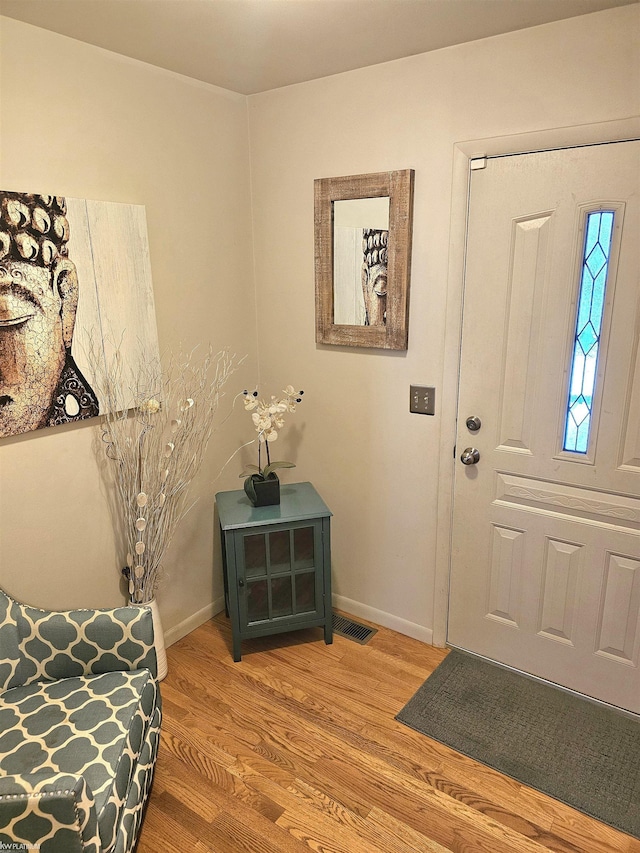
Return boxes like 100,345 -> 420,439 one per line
563,211 -> 614,453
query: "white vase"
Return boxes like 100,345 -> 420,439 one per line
132,597 -> 167,681
148,598 -> 168,681
129,593 -> 167,680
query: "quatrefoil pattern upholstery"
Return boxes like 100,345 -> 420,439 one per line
0,589 -> 161,853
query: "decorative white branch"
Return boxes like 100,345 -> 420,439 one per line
87,337 -> 237,603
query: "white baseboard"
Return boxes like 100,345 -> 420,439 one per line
164,594 -> 434,648
164,595 -> 226,647
332,594 -> 433,645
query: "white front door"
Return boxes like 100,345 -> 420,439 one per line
447,141 -> 640,713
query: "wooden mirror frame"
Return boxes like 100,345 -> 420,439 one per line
314,169 -> 414,349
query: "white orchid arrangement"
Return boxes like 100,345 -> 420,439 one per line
240,385 -> 304,481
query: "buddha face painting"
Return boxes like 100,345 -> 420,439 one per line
0,193 -> 99,438
361,227 -> 388,327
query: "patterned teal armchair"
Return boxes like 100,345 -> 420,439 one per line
0,588 -> 161,852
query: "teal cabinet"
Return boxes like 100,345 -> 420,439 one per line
216,482 -> 332,661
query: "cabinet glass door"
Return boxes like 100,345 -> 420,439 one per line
238,522 -> 323,627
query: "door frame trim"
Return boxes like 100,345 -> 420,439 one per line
432,117 -> 640,647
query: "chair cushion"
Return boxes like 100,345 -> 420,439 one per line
0,588 -> 157,691
0,668 -> 159,853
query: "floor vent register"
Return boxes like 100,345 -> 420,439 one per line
332,613 -> 378,645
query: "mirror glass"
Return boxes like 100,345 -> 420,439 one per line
333,197 -> 390,326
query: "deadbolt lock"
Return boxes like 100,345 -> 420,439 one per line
466,416 -> 482,432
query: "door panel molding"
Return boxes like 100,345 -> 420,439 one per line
537,537 -> 582,645
495,473 -> 640,529
596,552 -> 640,664
619,316 -> 640,470
497,214 -> 553,453
487,525 -> 524,626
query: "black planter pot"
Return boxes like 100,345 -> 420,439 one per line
244,473 -> 280,507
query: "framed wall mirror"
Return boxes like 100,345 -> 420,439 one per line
314,169 -> 414,349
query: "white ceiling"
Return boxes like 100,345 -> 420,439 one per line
1,0 -> 636,95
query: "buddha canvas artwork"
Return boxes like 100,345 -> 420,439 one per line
0,190 -> 159,439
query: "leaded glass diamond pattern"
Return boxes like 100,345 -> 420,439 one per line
563,211 -> 614,453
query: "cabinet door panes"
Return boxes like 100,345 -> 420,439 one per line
294,526 -> 315,568
271,576 -> 293,618
247,579 -> 269,623
236,519 -> 324,630
295,572 -> 316,613
269,530 -> 291,569
244,534 -> 267,578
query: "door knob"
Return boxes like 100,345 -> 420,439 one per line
461,447 -> 480,465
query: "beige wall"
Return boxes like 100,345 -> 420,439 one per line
247,5 -> 640,641
0,17 -> 258,638
0,6 -> 638,648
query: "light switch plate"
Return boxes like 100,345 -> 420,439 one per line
410,385 -> 435,415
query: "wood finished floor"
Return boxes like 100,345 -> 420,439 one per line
136,612 -> 640,853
